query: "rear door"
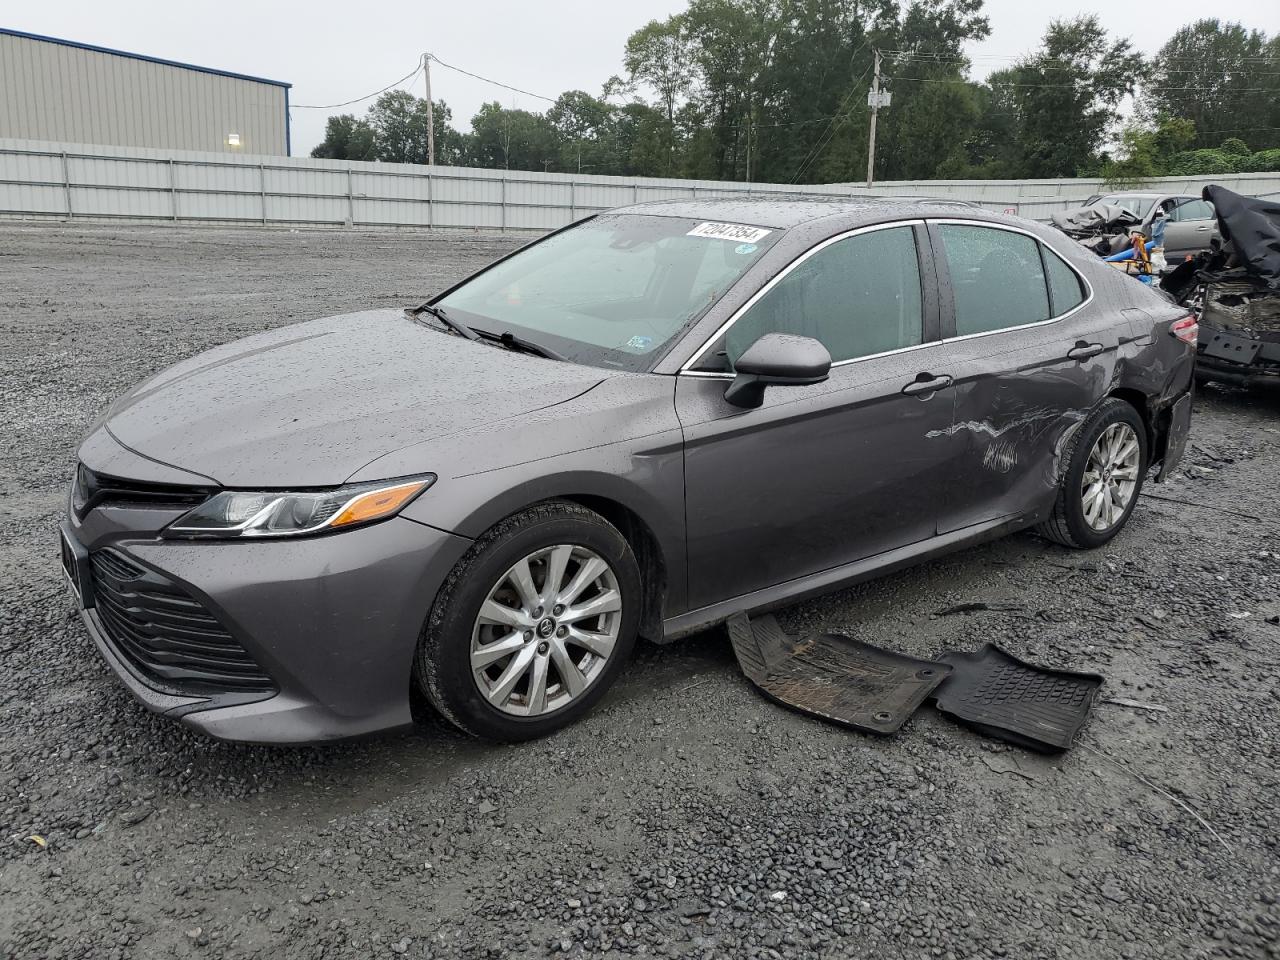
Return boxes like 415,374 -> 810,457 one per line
928,220 -> 1117,533
1164,197 -> 1219,260
676,222 -> 964,611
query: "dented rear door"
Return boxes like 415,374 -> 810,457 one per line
928,221 -> 1118,533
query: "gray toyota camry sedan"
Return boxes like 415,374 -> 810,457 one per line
62,198 -> 1196,743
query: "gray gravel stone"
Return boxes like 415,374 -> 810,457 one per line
0,222 -> 1277,960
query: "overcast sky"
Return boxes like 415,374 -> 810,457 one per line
8,1 -> 1278,155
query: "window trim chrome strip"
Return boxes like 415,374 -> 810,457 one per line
677,215 -> 1095,376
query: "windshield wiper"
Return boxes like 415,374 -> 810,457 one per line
411,302 -> 480,341
481,330 -> 567,362
410,303 -> 563,361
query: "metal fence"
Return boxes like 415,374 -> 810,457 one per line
3,136 -> 1279,230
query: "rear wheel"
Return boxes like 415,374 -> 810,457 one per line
1037,398 -> 1148,549
414,501 -> 641,741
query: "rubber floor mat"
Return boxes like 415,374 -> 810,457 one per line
931,644 -> 1102,753
726,613 -> 952,735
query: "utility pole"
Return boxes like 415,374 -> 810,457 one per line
427,52 -> 437,167
865,49 -> 881,189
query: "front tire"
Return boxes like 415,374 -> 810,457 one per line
414,500 -> 641,741
1037,398 -> 1148,549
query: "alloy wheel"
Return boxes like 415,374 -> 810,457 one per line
470,544 -> 622,717
1080,422 -> 1141,531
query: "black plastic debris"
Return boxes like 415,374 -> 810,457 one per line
726,613 -> 952,735
930,644 -> 1103,753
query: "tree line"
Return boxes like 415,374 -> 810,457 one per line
311,6 -> 1280,184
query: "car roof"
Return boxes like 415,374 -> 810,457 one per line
607,195 -> 981,230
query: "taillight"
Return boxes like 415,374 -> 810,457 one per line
1169,315 -> 1198,345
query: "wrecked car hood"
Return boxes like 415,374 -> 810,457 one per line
1051,203 -> 1142,235
95,308 -> 605,487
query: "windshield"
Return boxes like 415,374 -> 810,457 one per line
435,213 -> 779,371
1100,195 -> 1156,217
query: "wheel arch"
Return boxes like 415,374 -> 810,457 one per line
402,470 -> 682,643
560,494 -> 668,644
1105,387 -> 1154,451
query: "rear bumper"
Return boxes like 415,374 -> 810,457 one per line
64,515 -> 472,743
1154,390 -> 1193,481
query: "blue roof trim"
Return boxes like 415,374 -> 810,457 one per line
0,26 -> 291,88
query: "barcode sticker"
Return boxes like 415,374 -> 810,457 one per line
687,222 -> 772,244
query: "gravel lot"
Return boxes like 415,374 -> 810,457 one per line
1,221 -> 1278,960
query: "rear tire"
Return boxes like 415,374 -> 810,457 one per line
414,500 -> 641,742
1036,398 -> 1148,550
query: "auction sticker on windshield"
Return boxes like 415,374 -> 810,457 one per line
687,222 -> 772,244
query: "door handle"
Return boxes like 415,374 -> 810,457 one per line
901,374 -> 953,397
1196,225 -> 1211,231
1067,342 -> 1105,361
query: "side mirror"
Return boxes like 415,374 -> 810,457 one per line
724,333 -> 832,408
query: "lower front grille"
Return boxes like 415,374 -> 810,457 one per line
90,550 -> 276,695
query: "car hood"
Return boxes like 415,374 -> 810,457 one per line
98,308 -> 607,487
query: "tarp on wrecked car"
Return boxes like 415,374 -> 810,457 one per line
1203,185 -> 1280,289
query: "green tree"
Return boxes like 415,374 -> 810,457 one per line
1166,148 -> 1245,175
994,17 -> 1144,178
547,91 -> 618,173
872,0 -> 990,179
1101,116 -> 1196,185
620,17 -> 696,172
467,102 -> 559,171
367,91 -> 465,165
1142,20 -> 1280,151
1242,148 -> 1280,173
310,114 -> 377,161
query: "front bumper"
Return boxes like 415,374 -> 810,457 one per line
63,508 -> 472,743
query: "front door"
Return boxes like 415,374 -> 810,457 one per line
676,222 -> 962,612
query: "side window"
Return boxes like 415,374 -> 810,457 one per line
938,224 -> 1050,336
1168,198 -> 1214,222
721,226 -> 923,366
1043,245 -> 1085,316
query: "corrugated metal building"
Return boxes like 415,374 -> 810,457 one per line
0,27 -> 291,155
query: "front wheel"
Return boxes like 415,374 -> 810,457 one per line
414,501 -> 641,741
1037,398 -> 1148,549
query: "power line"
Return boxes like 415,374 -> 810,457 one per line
790,62 -> 875,184
786,38 -> 873,183
428,54 -> 556,103
291,62 -> 423,109
888,54 -> 1280,78
290,52 -> 556,115
880,48 -> 1280,65
887,53 -> 1280,79
888,75 -> 1274,93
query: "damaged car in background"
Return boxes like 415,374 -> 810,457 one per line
1162,186 -> 1280,390
62,198 -> 1196,745
1052,192 -> 1220,267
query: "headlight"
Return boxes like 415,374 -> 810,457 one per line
164,475 -> 434,539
